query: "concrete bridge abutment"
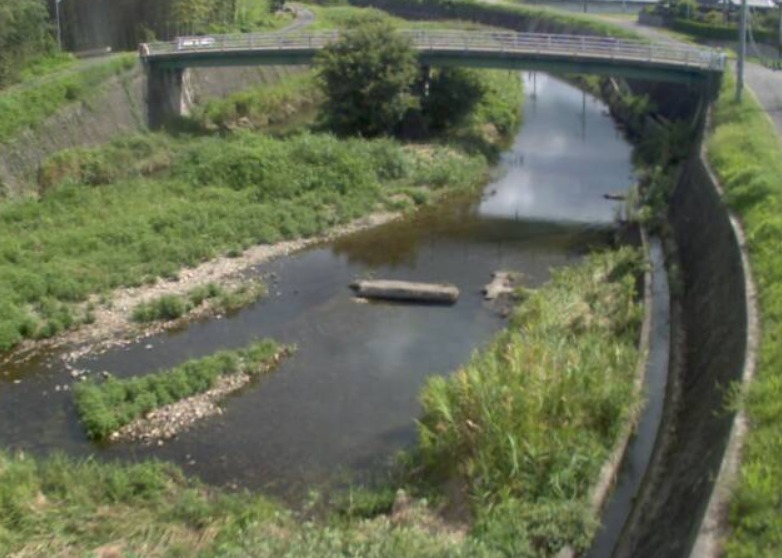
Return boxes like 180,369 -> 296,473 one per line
146,66 -> 194,130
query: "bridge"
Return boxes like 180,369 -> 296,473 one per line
140,29 -> 725,128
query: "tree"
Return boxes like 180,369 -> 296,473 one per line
421,68 -> 485,131
0,0 -> 52,87
315,21 -> 419,137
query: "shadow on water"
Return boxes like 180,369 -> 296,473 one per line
0,73 -> 637,505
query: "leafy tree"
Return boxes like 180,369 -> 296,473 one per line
0,0 -> 52,87
316,21 -> 419,137
421,67 -> 485,131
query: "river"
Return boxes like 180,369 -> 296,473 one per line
0,73 -> 635,504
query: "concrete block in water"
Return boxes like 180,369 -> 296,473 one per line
350,280 -> 459,304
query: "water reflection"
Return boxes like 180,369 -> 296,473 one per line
480,73 -> 633,223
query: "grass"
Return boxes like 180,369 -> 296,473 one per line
189,72 -> 320,132
131,280 -> 267,323
306,4 -> 495,31
417,247 -> 644,556
2,246 -> 644,557
0,452 -> 282,556
74,339 -> 285,439
345,0 -> 644,39
0,445 -> 499,557
705,72 -> 782,557
0,63 -> 521,353
231,0 -> 295,32
0,131 -> 488,352
0,53 -> 137,144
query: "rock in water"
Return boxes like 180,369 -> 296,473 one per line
482,271 -> 516,300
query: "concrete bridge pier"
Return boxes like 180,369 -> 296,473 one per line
146,66 -> 194,130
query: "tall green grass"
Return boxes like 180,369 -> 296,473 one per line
418,247 -> 644,556
706,73 -> 782,557
190,73 -> 320,132
131,280 -> 267,322
74,339 -> 284,439
0,453 -> 281,556
0,54 -> 137,143
0,131 -> 487,351
0,448 -> 504,557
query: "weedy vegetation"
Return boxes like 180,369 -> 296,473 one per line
131,280 -> 266,323
417,247 -> 644,556
706,73 -> 782,557
0,56 -> 521,352
0,54 -> 137,143
74,339 -> 285,439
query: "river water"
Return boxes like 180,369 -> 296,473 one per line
0,73 -> 635,502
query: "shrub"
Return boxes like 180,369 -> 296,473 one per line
418,248 -> 643,555
316,20 -> 419,137
74,339 -> 284,439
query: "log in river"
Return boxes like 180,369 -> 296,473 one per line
350,280 -> 460,304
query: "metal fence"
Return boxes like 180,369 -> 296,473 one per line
141,29 -> 725,71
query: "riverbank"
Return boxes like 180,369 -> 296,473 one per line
6,210 -> 400,368
705,72 -> 782,558
0,243 -> 645,557
0,52 -> 522,358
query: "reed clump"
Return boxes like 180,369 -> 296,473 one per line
418,247 -> 644,556
74,339 -> 285,439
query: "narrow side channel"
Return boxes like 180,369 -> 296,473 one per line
586,235 -> 670,558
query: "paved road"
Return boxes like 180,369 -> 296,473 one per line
280,4 -> 315,34
744,62 -> 782,136
597,14 -> 782,137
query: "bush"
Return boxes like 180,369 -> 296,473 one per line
316,20 -> 419,137
418,248 -> 643,555
132,294 -> 188,322
422,68 -> 486,131
74,339 -> 283,439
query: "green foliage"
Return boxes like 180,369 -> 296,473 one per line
422,68 -> 486,131
0,54 -> 137,144
316,20 -> 420,137
673,0 -> 698,20
348,0 -> 643,40
38,133 -> 175,193
672,18 -> 779,44
417,248 -> 644,555
190,73 -> 320,132
131,294 -> 188,322
132,280 -> 266,322
706,73 -> 782,557
0,452 -> 281,556
0,129 -> 488,352
74,339 -> 283,439
0,0 -> 54,88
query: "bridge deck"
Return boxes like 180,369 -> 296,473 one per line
140,30 -> 725,82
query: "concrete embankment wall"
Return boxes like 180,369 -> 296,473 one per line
0,63 -> 303,199
353,0 -> 750,550
613,133 -> 750,557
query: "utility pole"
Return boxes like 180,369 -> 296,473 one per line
736,0 -> 748,101
778,0 -> 781,68
55,0 -> 63,50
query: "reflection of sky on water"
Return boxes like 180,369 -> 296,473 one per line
479,73 -> 635,224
